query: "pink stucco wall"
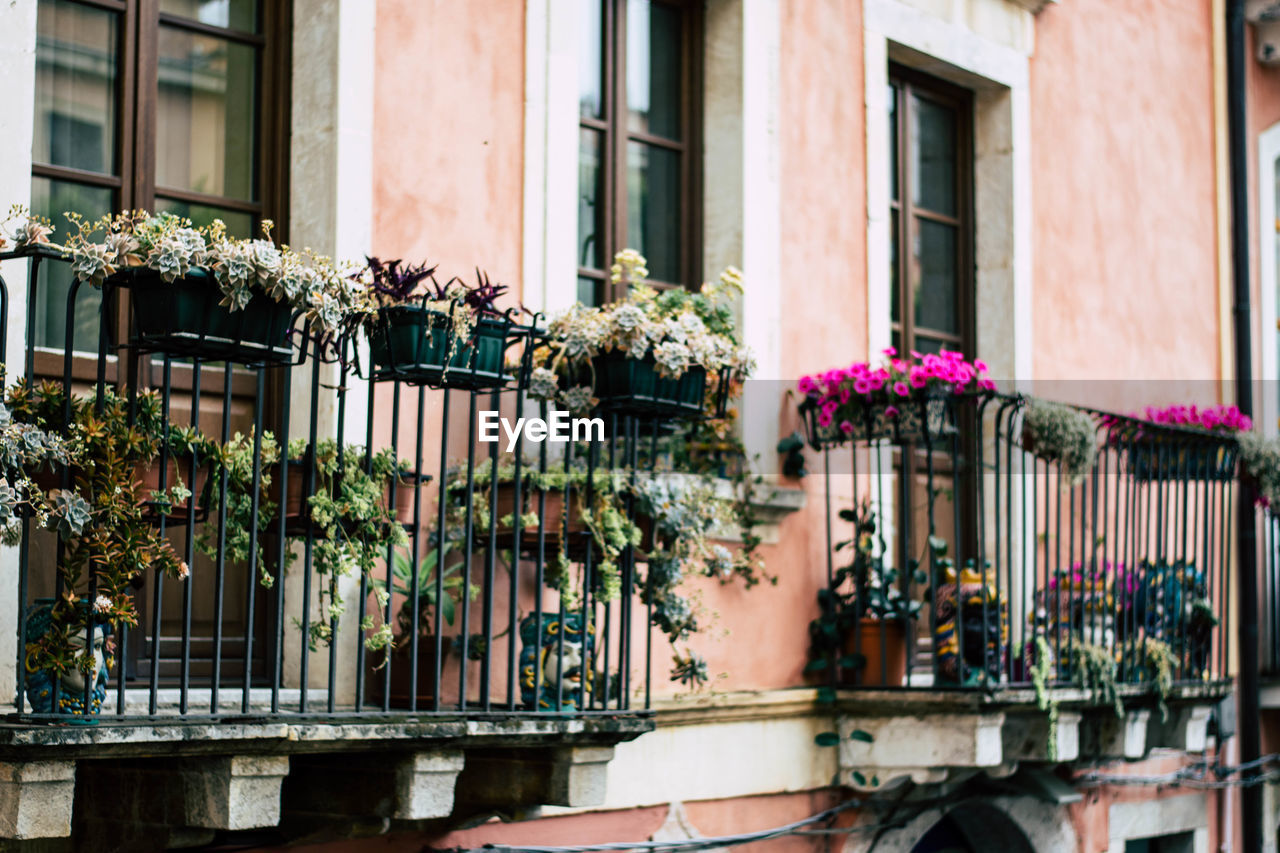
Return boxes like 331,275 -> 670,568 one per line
1030,1 -> 1220,388
372,0 -> 526,306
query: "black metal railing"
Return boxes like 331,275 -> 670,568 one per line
0,248 -> 679,722
804,392 -> 1233,692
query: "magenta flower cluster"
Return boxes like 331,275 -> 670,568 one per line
798,348 -> 996,433
1141,404 -> 1252,434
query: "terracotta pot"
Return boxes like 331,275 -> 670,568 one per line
365,635 -> 449,709
136,457 -> 211,521
473,481 -> 654,561
270,465 -> 416,534
840,618 -> 908,687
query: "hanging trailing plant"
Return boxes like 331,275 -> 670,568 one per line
1020,399 -> 1098,485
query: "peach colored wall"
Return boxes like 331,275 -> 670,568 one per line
778,0 -> 867,383
1031,1 -> 1219,387
372,0 -> 526,307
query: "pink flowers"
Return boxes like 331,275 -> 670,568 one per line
797,349 -> 995,440
1142,404 -> 1252,434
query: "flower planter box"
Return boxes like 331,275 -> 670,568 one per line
270,463 -> 419,537
806,394 -> 955,448
369,306 -> 511,389
119,267 -> 293,365
590,351 -> 707,419
137,455 -> 211,522
839,617 -> 908,687
1126,443 -> 1233,482
470,481 -> 654,562
365,636 -> 449,709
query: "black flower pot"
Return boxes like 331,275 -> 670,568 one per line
591,351 -> 707,418
369,306 -> 510,389
805,393 -> 955,448
1127,443 -> 1234,482
120,267 -> 293,365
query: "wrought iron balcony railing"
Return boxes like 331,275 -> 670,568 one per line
802,392 -> 1233,694
0,247 -> 683,724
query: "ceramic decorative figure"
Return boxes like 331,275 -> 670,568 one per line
24,599 -> 112,718
933,563 -> 1007,686
519,612 -> 595,711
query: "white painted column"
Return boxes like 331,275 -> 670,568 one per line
1258,123 -> 1280,437
0,1 -> 38,710
523,0 -> 580,314
286,0 -> 375,698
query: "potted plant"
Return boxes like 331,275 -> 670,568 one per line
1117,404 -> 1247,481
527,250 -> 753,420
7,383 -> 190,717
1019,399 -> 1099,485
10,381 -> 217,523
358,258 -> 514,388
798,348 -> 995,447
59,211 -> 357,365
273,438 -> 425,534
807,501 -> 922,687
367,539 -> 479,707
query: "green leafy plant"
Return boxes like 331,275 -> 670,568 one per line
374,539 -> 479,640
7,381 -> 189,679
1021,399 -> 1098,485
806,500 -> 923,681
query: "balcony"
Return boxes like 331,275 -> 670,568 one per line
800,388 -> 1233,790
0,244 -> 748,841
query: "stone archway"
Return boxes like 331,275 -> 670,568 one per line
842,796 -> 1076,853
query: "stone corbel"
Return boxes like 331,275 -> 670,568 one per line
0,760 -> 76,839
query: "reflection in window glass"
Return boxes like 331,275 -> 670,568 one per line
578,129 -> 603,269
913,220 -> 958,335
911,95 -> 956,216
31,177 -> 111,352
33,0 -> 117,174
155,197 -> 252,237
579,0 -> 603,119
626,0 -> 681,139
157,27 -> 256,200
159,0 -> 257,32
626,141 -> 680,283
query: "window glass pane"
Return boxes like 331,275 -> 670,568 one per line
911,94 -> 956,216
889,84 -> 898,203
912,335 -> 946,356
160,0 -> 257,32
157,27 -> 256,200
578,276 -> 599,306
33,0 -> 117,175
890,209 -> 899,324
155,197 -> 252,238
579,0 -> 603,119
31,177 -> 111,352
578,128 -> 604,270
913,219 -> 957,335
626,141 -> 680,283
626,0 -> 682,140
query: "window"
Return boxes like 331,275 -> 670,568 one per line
31,0 -> 289,355
577,0 -> 699,305
1124,832 -> 1195,853
888,66 -> 973,357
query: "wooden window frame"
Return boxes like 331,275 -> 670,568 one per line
888,64 -> 974,358
578,0 -> 703,304
30,0 -> 292,382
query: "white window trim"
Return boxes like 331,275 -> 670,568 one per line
522,0 -> 784,470
1257,120 -> 1280,437
863,0 -> 1033,386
